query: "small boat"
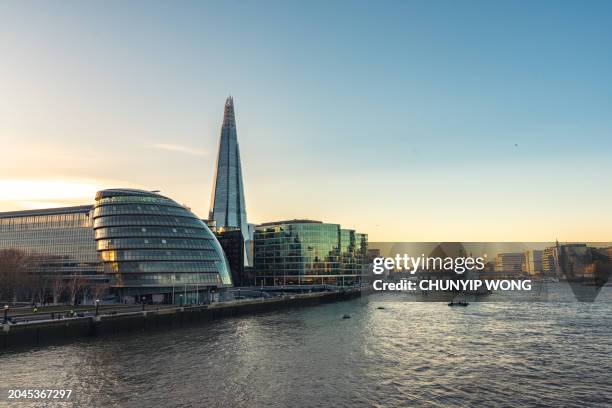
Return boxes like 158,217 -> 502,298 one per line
342,314 -> 351,319
376,306 -> 385,310
448,301 -> 469,307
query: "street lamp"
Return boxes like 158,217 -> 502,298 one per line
3,305 -> 8,324
95,299 -> 100,316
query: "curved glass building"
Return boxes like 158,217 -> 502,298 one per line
93,189 -> 232,304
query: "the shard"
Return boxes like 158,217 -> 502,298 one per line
209,96 -> 253,266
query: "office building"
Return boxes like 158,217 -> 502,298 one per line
494,252 -> 525,275
542,246 -> 559,277
254,220 -> 367,286
523,250 -> 543,276
0,206 -> 104,302
215,228 -> 255,287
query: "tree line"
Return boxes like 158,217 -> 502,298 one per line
0,248 -> 108,305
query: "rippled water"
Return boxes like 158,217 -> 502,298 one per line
2,285 -> 612,407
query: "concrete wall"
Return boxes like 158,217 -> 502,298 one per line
1,290 -> 361,352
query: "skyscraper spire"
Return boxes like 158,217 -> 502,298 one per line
222,96 -> 235,128
209,96 -> 252,266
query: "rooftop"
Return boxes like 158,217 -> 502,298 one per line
257,219 -> 323,227
0,205 -> 93,218
95,188 -> 168,200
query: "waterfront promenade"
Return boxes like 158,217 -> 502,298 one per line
1,289 -> 361,351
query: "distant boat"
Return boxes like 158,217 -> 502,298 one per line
448,301 -> 469,307
342,314 -> 351,319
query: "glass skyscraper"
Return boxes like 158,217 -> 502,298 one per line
254,220 -> 368,286
209,96 -> 253,266
93,189 -> 232,303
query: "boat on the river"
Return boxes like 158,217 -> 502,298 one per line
448,300 -> 469,307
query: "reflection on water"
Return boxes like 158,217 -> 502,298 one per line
1,285 -> 612,407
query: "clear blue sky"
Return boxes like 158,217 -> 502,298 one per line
1,0 -> 611,241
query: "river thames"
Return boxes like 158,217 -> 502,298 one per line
2,285 -> 612,407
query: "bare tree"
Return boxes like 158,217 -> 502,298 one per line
52,277 -> 66,304
90,283 -> 110,303
34,274 -> 54,305
0,248 -> 32,303
22,255 -> 46,305
67,273 -> 87,306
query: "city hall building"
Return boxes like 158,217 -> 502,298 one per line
254,220 -> 367,286
0,189 -> 232,304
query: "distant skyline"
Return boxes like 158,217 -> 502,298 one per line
1,1 -> 612,241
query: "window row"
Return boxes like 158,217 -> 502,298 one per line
93,204 -> 190,218
96,238 -> 215,251
93,215 -> 204,228
94,226 -> 207,239
105,260 -> 228,274
117,273 -> 222,285
99,249 -> 221,262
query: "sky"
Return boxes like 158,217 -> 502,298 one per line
1,0 -> 611,241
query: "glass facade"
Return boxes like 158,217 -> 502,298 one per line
93,189 -> 232,303
209,96 -> 253,266
215,229 -> 252,287
254,220 -> 367,286
0,206 -> 103,281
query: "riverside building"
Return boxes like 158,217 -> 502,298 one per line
0,205 -> 103,285
0,189 -> 232,304
523,250 -> 543,276
542,245 -> 560,277
93,189 -> 232,303
494,252 -> 525,276
254,220 -> 367,287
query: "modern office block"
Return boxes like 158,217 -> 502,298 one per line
254,220 -> 367,286
494,252 -> 525,275
523,250 -> 543,275
0,206 -> 103,282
